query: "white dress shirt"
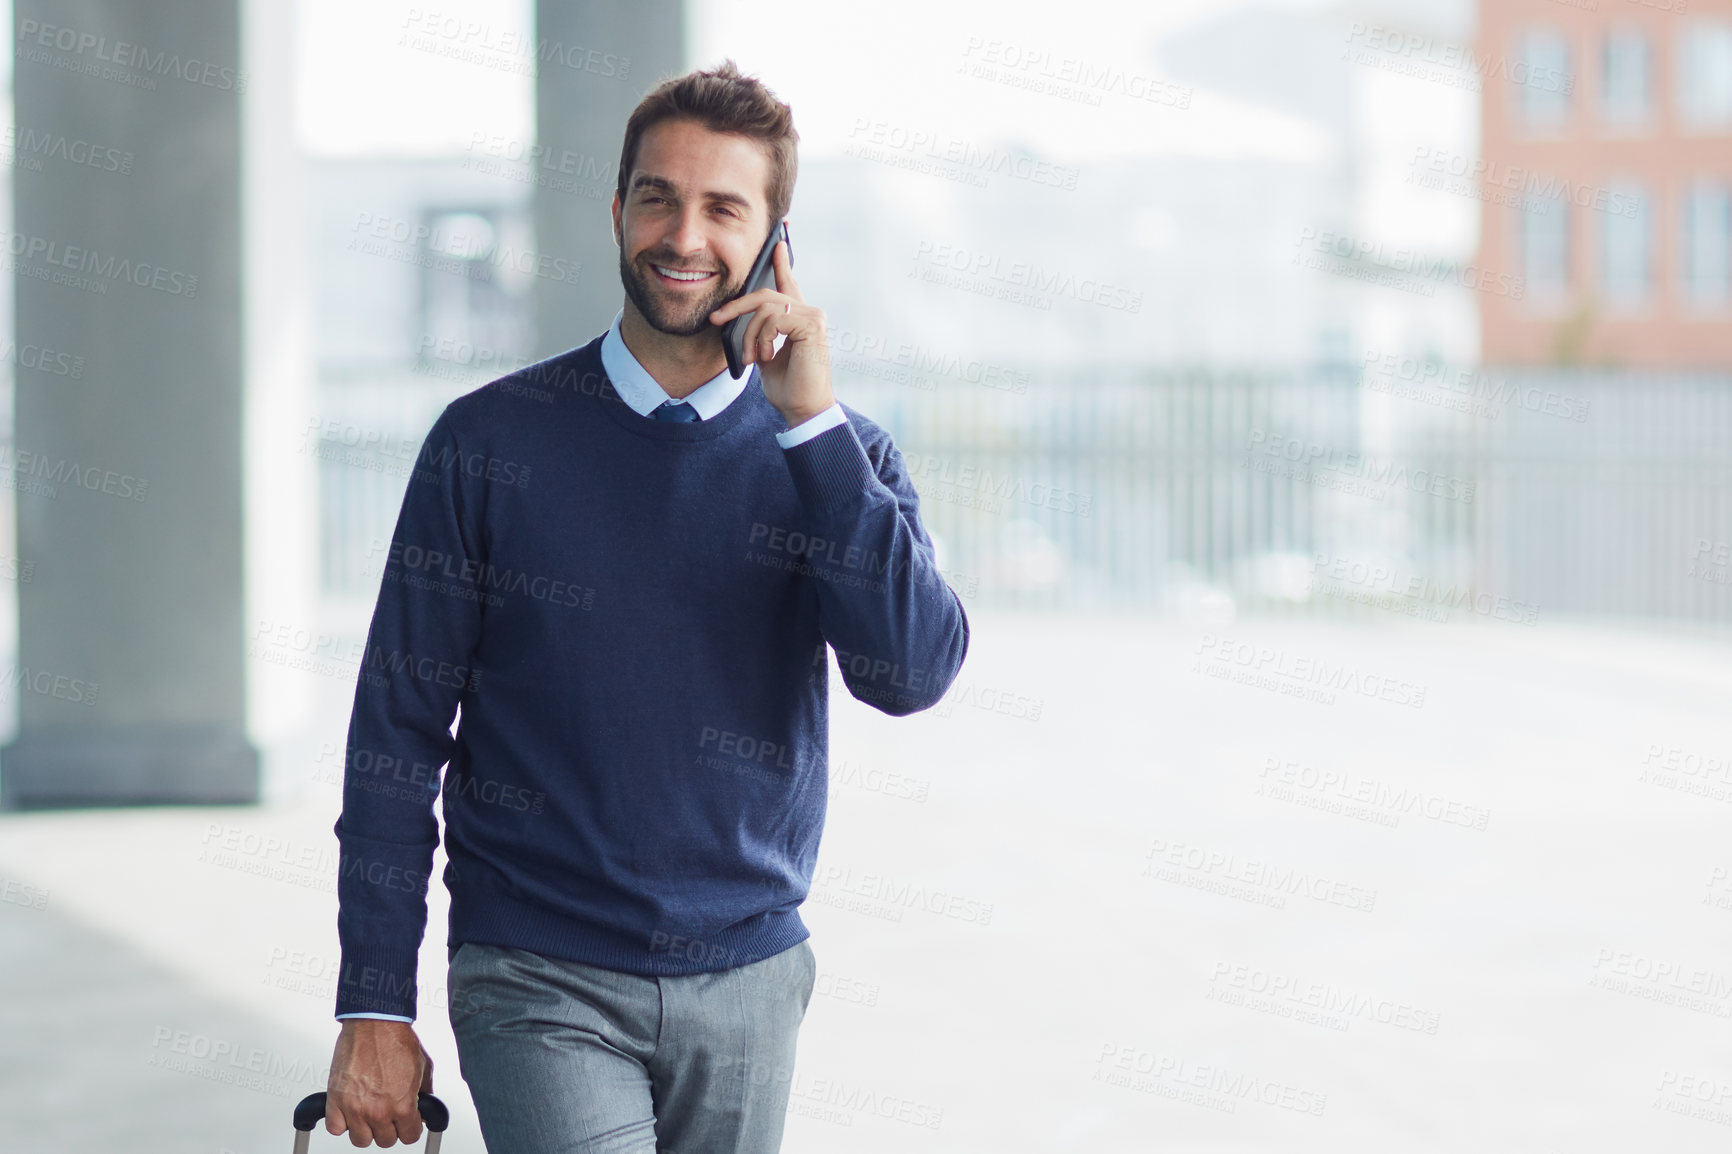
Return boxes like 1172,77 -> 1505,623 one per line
600,308 -> 846,446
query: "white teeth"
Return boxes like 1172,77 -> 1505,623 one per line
654,265 -> 713,282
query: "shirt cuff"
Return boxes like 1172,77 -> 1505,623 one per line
336,1012 -> 416,1023
774,402 -> 847,449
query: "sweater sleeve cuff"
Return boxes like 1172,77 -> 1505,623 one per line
774,402 -> 847,449
778,416 -> 882,519
333,946 -> 422,1019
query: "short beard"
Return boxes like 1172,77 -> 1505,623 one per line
618,248 -> 746,338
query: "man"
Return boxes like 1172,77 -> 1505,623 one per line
322,59 -> 969,1152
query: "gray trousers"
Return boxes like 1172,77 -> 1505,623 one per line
446,938 -> 817,1153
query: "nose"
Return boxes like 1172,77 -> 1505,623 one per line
664,206 -> 709,264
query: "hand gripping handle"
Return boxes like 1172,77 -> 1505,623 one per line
291,1092 -> 449,1153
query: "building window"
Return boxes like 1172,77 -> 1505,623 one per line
1678,21 -> 1732,129
416,207 -> 534,368
1521,194 -> 1570,301
1602,181 -> 1650,308
1682,180 -> 1732,307
1519,28 -> 1573,130
1602,29 -> 1652,127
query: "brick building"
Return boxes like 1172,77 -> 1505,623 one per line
1479,0 -> 1732,367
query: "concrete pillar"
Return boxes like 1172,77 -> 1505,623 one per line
2,1 -> 258,807
532,0 -> 685,357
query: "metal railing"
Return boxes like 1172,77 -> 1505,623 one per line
315,365 -> 1732,624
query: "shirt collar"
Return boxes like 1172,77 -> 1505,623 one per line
600,308 -> 749,420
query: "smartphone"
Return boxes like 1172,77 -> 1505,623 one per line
722,219 -> 792,380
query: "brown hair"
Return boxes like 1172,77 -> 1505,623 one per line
617,58 -> 799,227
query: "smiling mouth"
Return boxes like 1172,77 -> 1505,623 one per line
651,263 -> 718,284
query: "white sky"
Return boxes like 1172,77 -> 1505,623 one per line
289,0 -> 1475,263
294,0 -> 536,155
294,0 -> 1347,162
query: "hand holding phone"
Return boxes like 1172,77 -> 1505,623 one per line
722,220 -> 792,380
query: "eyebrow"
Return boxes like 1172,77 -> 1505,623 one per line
628,173 -> 754,212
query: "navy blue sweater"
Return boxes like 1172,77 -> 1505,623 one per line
331,334 -> 970,1018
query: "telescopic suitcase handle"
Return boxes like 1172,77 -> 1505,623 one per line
292,1092 -> 449,1153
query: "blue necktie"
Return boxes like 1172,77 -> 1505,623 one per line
653,400 -> 699,422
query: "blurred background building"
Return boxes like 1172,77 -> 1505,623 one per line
1479,0 -> 1732,368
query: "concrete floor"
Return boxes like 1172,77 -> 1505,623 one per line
3,609 -> 1732,1151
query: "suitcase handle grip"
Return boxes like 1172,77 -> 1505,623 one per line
292,1093 -> 449,1151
